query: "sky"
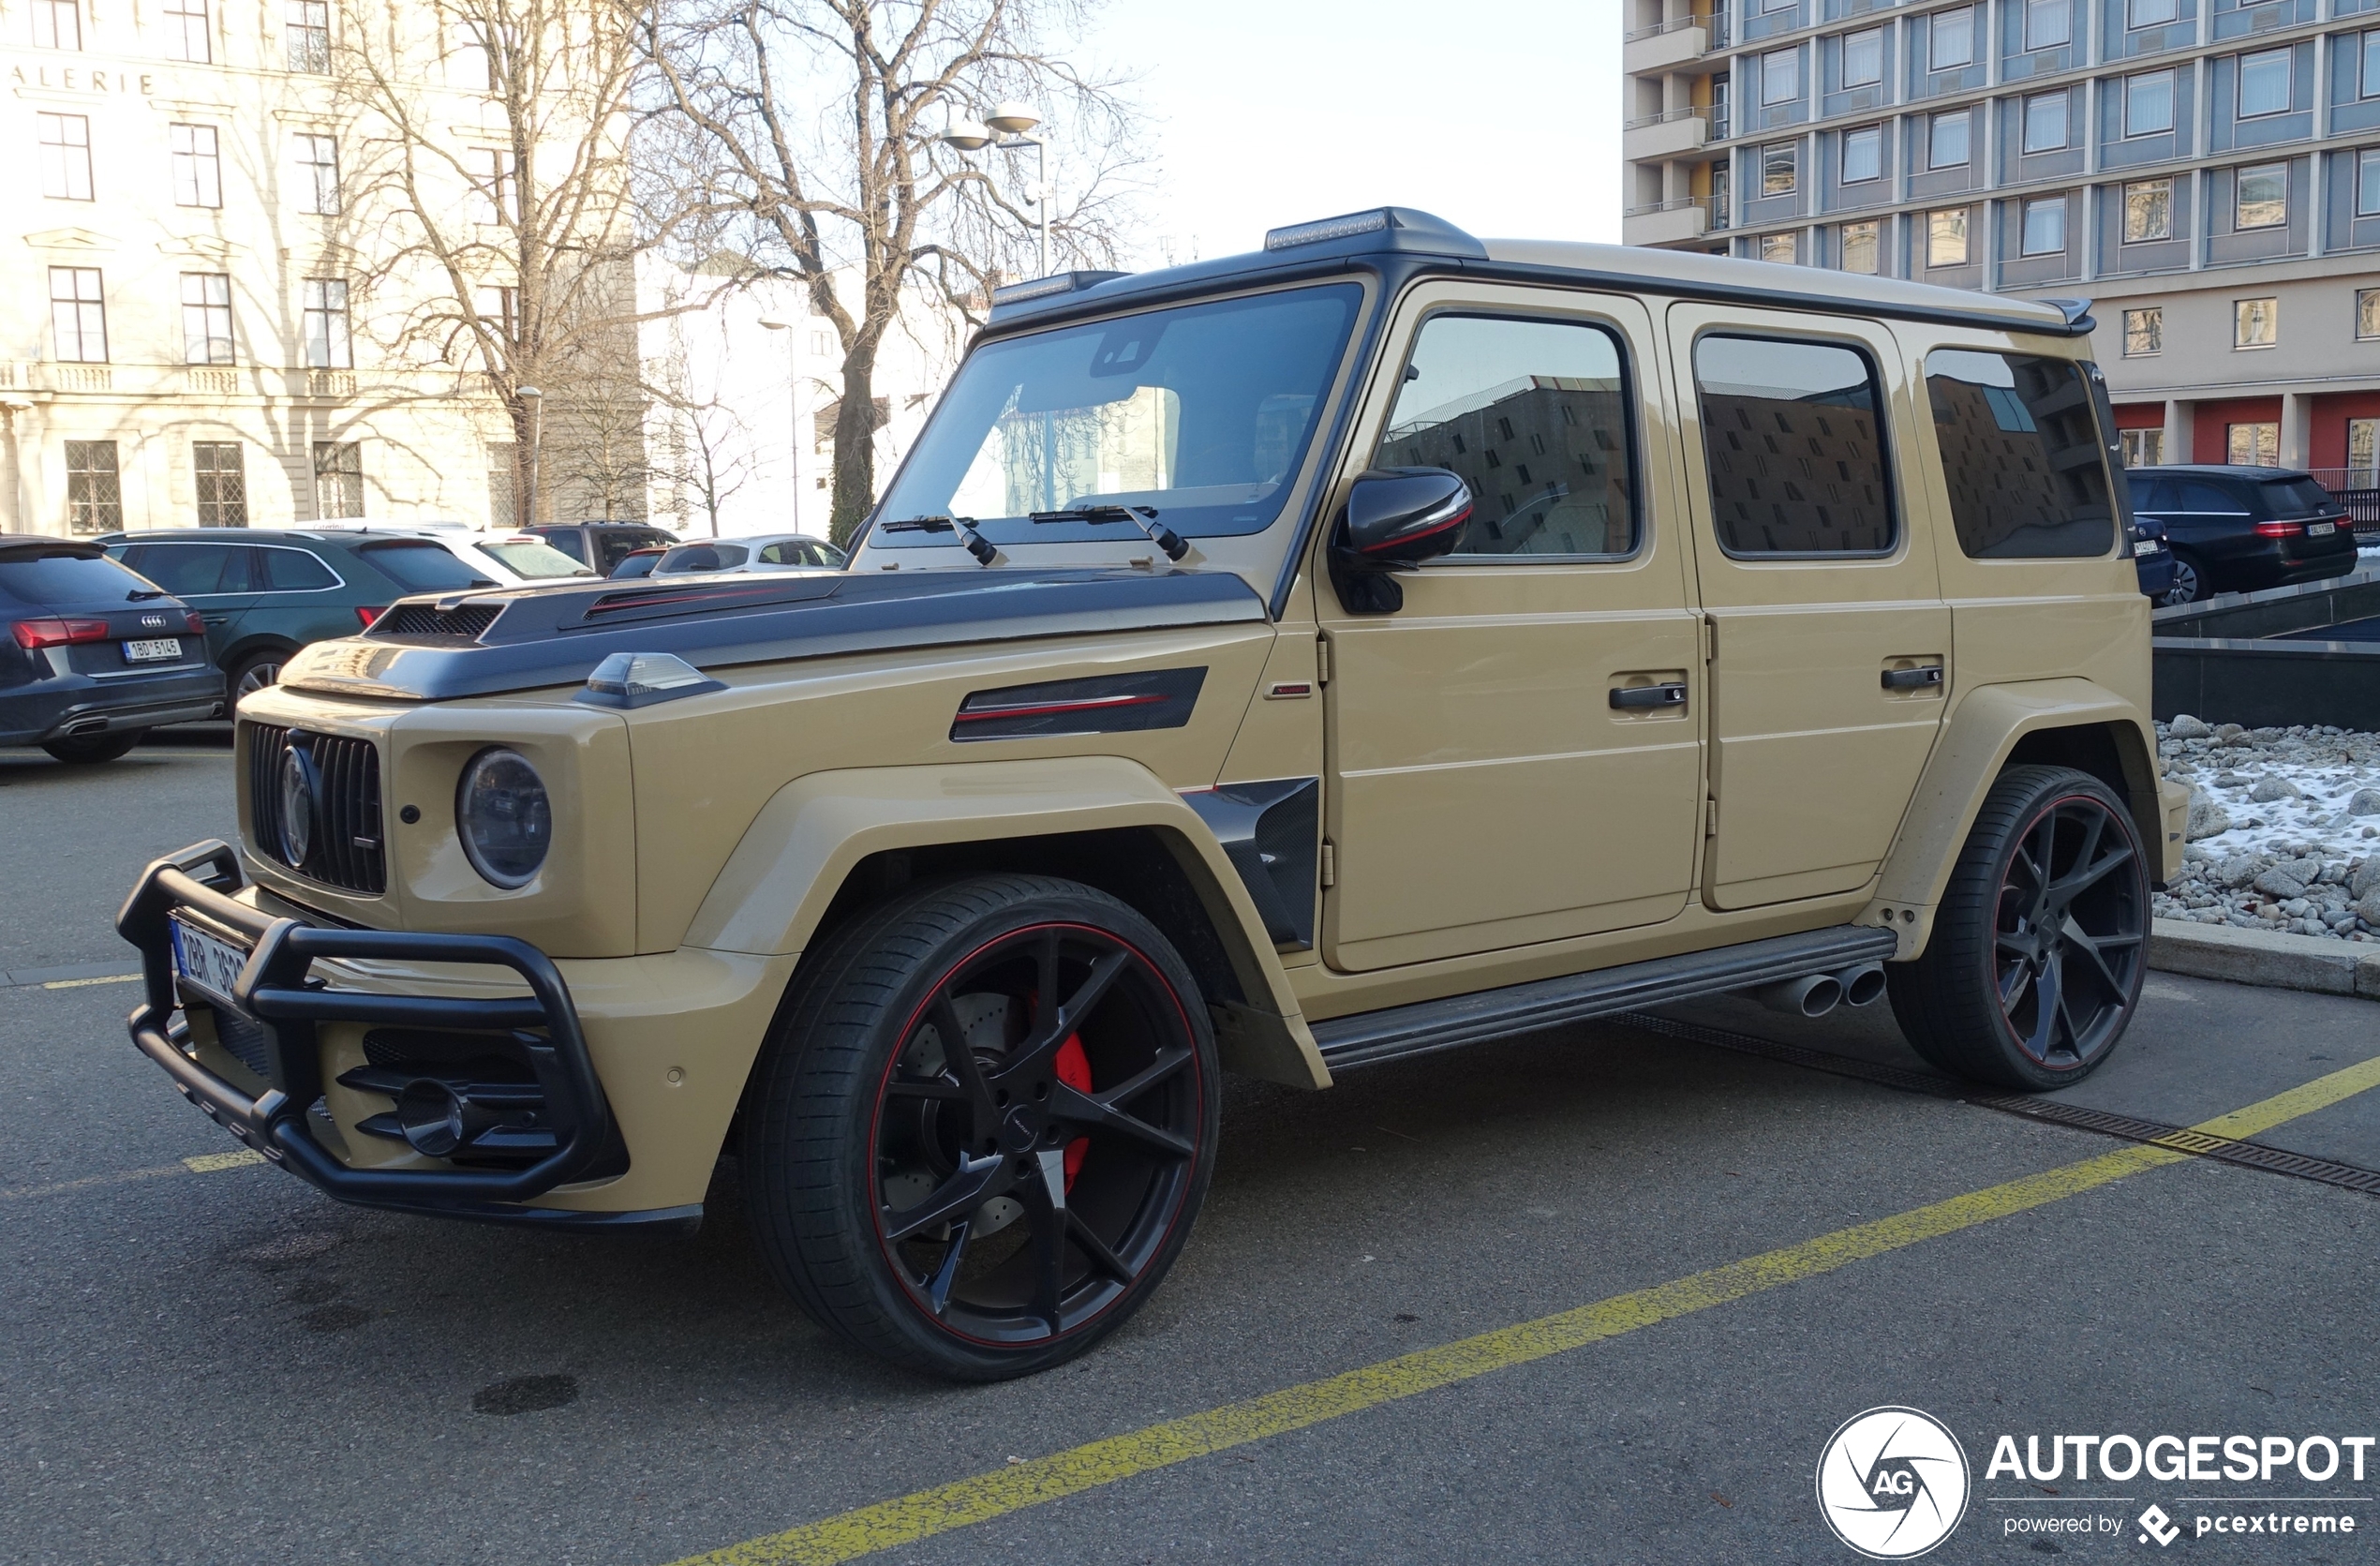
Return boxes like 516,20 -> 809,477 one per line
1078,0 -> 1623,269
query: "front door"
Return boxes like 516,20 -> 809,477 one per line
1666,306 -> 1950,910
1320,285 -> 1703,973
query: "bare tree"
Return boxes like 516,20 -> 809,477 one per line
650,385 -> 757,534
640,0 -> 1146,542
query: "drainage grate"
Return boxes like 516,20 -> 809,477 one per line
1613,1011 -> 2380,1198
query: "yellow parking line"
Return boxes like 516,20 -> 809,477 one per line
0,1144 -> 268,1202
38,973 -> 141,990
182,1149 -> 267,1174
666,1052 -> 2380,1566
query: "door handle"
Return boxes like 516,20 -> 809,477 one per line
1882,665 -> 1943,691
1610,682 -> 1688,710
201,614 -> 232,626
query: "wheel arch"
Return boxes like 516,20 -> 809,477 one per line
1869,679 -> 2181,956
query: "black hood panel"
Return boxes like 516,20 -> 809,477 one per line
276,568 -> 1269,702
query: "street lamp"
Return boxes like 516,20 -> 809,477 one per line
757,315 -> 802,536
515,384 -> 543,528
943,101 -> 1051,277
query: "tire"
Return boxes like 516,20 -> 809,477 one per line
227,649 -> 287,705
2162,550 -> 2205,605
1887,765 -> 2149,1092
40,729 -> 143,765
741,873 -> 1220,1381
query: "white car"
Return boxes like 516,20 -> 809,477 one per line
649,532 -> 847,576
309,525 -> 594,589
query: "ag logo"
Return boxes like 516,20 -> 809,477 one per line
1816,1406 -> 1971,1559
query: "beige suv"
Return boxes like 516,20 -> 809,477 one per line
120,209 -> 2187,1380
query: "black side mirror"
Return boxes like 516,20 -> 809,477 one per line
1330,467 -> 1472,614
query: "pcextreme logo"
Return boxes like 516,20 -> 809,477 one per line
1817,1406 -> 1973,1559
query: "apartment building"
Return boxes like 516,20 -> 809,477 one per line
1621,0 -> 2380,474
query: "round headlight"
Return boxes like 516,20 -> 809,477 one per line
277,743 -> 316,867
456,747 -> 551,888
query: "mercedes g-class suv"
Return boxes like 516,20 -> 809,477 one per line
121,209 -> 2186,1380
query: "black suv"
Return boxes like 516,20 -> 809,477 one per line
2128,465 -> 2360,604
0,538 -> 219,763
522,522 -> 678,575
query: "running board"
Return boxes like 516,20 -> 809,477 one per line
1310,925 -> 1899,1071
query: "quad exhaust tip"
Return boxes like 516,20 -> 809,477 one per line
1749,962 -> 1885,1018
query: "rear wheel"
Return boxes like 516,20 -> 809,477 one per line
2162,550 -> 2205,605
228,649 -> 286,704
741,874 -> 1218,1380
1888,765 -> 2149,1091
40,729 -> 142,764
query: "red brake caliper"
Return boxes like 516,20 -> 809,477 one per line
1054,1033 -> 1093,1188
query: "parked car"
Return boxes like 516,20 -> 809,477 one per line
448,532 -> 600,587
0,537 -> 219,763
523,521 -> 679,575
650,532 -> 847,575
99,529 -> 562,701
2132,514 -> 2175,601
609,545 -> 668,579
2126,465 -> 2359,604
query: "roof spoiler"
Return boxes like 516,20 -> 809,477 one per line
2035,297 -> 2096,335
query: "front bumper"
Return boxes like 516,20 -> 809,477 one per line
117,840 -> 692,1230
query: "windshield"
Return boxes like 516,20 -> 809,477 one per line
360,540 -> 495,591
472,540 -> 596,579
871,283 -> 1363,547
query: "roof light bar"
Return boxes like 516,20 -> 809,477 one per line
989,269 -> 1128,307
1264,209 -> 1393,251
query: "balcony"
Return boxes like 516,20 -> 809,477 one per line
1622,198 -> 1713,246
1624,15 -> 1712,74
183,367 -> 242,396
1623,105 -> 1711,161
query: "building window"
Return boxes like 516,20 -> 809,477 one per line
286,0 -> 329,70
2349,417 -> 2378,476
2234,296 -> 2278,348
303,277 -> 351,367
2227,422 -> 2278,465
2235,162 -> 2287,229
65,441 -> 121,534
1761,47 -> 1800,106
2021,196 -> 2067,254
163,0 -> 210,63
1842,125 -> 1882,184
170,123 -> 221,209
2022,92 -> 2069,154
1712,72 -> 1732,138
1842,27 -> 1882,86
1763,142 -> 1799,195
181,272 -> 233,365
2127,0 -> 2179,26
469,147 -> 519,223
2123,70 -> 2175,137
1759,231 -> 1800,263
32,0 -> 80,49
1927,207 -> 1970,267
2357,288 -> 2380,339
2123,178 -> 2173,242
2120,429 -> 2165,467
1840,219 -> 1881,274
1758,0 -> 1794,13
2123,306 -> 2164,355
294,134 -> 339,215
1929,109 -> 1971,169
1929,6 -> 1975,70
2238,48 -> 2292,119
314,441 -> 364,518
48,266 -> 105,362
2358,147 -> 2380,216
2363,30 -> 2380,99
38,112 -> 92,201
2024,0 -> 2069,52
193,441 -> 245,527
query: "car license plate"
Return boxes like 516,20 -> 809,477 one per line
2134,540 -> 2161,556
123,638 -> 183,662
169,917 -> 251,1011
2308,521 -> 2336,536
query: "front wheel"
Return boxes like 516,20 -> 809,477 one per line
2162,550 -> 2205,606
1888,765 -> 2149,1091
741,874 -> 1219,1380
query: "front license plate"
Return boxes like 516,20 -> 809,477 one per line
123,638 -> 183,662
2308,521 -> 2337,536
2133,540 -> 2161,557
170,917 -> 251,1011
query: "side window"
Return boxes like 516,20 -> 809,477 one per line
1693,335 -> 1896,555
1375,313 -> 1637,558
260,546 -> 339,589
1923,350 -> 2116,559
2178,479 -> 2245,513
543,529 -> 588,562
129,542 -> 238,595
2130,476 -> 2173,513
757,541 -> 796,566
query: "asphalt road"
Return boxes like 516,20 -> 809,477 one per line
5,734 -> 2379,1565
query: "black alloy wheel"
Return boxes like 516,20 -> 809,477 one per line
2162,550 -> 2205,606
742,875 -> 1217,1380
1888,766 -> 2149,1091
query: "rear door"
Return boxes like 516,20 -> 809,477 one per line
1666,306 -> 1950,910
117,542 -> 261,666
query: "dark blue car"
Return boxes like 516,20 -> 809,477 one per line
0,538 -> 220,763
2132,513 -> 2175,601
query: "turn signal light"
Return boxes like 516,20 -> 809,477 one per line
11,617 -> 112,649
354,605 -> 384,627
2253,521 -> 2304,538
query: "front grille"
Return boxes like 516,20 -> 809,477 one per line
374,602 -> 501,638
247,723 -> 387,895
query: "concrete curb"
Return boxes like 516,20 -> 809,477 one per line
2149,918 -> 2380,1001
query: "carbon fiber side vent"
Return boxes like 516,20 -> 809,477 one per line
950,667 -> 1205,741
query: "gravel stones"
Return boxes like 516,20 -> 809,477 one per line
2167,714 -> 2212,739
2152,719 -> 2380,940
2347,788 -> 2380,818
2250,776 -> 2304,802
2185,791 -> 2234,841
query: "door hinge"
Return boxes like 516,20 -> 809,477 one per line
1704,798 -> 1719,837
1703,618 -> 1718,663
1316,634 -> 1331,687
1319,838 -> 1337,887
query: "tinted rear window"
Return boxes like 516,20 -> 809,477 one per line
119,542 -> 257,595
260,547 -> 338,590
1924,350 -> 2115,559
360,541 -> 490,591
1694,335 -> 1895,556
2260,477 -> 2335,519
0,549 -> 152,605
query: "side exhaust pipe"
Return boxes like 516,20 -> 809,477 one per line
1750,972 -> 1842,1018
1834,962 -> 1886,1007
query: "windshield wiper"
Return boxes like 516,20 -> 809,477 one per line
882,515 -> 996,566
125,589 -> 170,601
1030,505 -> 1188,561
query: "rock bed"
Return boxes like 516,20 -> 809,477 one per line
2155,716 -> 2380,940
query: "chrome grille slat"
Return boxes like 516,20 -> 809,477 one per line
242,722 -> 384,896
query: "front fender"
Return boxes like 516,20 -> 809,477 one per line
682,755 -> 1328,1088
1867,679 -> 2173,957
